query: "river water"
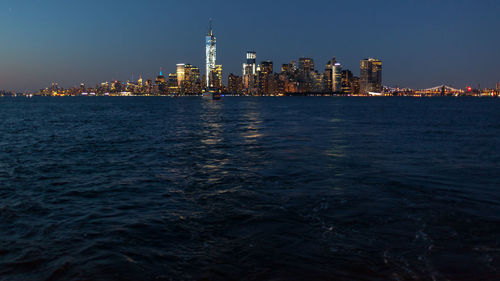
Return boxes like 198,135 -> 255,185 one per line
1,97 -> 499,280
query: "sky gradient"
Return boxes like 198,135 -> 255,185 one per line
1,0 -> 499,91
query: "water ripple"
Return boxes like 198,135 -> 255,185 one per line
0,97 -> 499,280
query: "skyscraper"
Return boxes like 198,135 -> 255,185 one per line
341,69 -> 354,94
182,64 -> 201,94
298,58 -> 314,93
205,20 -> 216,88
213,65 -> 223,89
167,73 -> 178,94
324,58 -> 335,93
259,61 -> 273,95
360,58 -> 383,94
260,61 -> 273,74
243,51 -> 258,94
155,69 -> 166,94
282,63 -> 294,76
155,69 -> 166,84
333,63 -> 342,93
176,64 -> 185,87
298,58 -> 314,73
243,51 -> 257,76
371,59 -> 382,92
228,73 -> 243,94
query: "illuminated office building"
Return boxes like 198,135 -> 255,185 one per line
212,65 -> 223,90
100,82 -> 109,91
352,77 -> 360,95
243,51 -> 258,94
360,58 -> 383,94
311,71 -> 323,93
155,69 -> 166,94
324,59 -> 334,93
371,60 -> 382,92
176,64 -> 185,87
298,58 -> 314,73
111,81 -> 122,92
183,64 -> 201,94
228,73 -> 243,94
260,60 -> 273,74
167,73 -> 178,94
155,69 -> 166,84
49,82 -> 59,92
243,51 -> 257,76
333,63 -> 342,92
297,58 -> 314,93
341,70 -> 353,94
281,63 -> 294,75
258,61 -> 273,95
205,20 -> 217,88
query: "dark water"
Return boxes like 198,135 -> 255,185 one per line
1,97 -> 499,280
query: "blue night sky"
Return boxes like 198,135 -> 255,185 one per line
0,0 -> 499,91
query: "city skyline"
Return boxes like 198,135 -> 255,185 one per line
0,0 -> 499,91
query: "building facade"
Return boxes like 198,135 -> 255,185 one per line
205,21 -> 217,88
360,58 -> 383,94
243,51 -> 258,94
183,64 -> 202,94
228,73 -> 243,94
333,63 -> 342,93
176,64 -> 185,87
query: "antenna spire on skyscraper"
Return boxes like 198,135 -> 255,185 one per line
209,18 -> 213,36
205,18 -> 216,88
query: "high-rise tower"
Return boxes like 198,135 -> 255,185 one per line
205,19 -> 217,88
333,63 -> 342,92
243,51 -> 257,76
177,64 -> 186,87
360,58 -> 382,94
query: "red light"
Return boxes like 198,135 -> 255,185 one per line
468,86 -> 472,92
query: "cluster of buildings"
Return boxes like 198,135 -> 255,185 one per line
36,23 -> 382,97
31,22 -> 500,97
225,54 -> 382,96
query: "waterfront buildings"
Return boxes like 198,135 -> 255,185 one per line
32,22 -> 390,97
360,58 -> 383,94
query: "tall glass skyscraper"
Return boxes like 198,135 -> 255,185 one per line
205,20 -> 216,88
360,58 -> 383,94
332,63 -> 342,93
243,51 -> 257,76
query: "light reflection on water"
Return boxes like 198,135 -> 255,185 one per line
0,97 -> 499,280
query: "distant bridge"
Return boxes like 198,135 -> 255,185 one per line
416,85 -> 464,94
422,85 -> 462,92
